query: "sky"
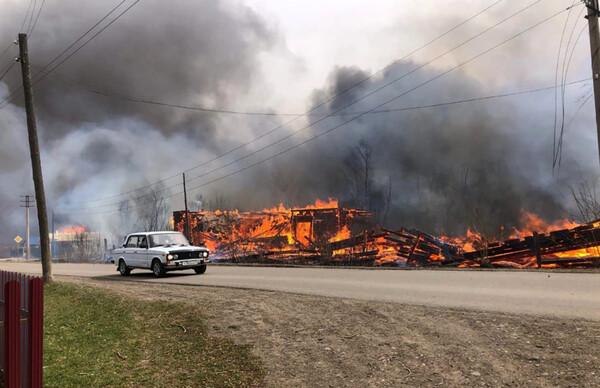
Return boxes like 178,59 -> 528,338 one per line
0,0 -> 598,244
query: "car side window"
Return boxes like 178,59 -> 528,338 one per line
126,236 -> 138,248
139,236 -> 148,248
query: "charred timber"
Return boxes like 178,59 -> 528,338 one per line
464,224 -> 600,262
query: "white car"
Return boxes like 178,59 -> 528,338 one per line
114,231 -> 209,277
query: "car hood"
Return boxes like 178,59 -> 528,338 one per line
150,246 -> 209,254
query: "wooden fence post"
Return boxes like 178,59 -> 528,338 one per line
28,278 -> 44,388
4,281 -> 21,388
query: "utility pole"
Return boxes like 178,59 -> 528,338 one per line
585,0 -> 600,165
51,210 -> 55,258
20,195 -> 33,260
18,33 -> 53,282
182,173 -> 191,243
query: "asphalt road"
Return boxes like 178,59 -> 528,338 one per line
2,261 -> 599,320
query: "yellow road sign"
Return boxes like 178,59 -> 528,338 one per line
14,236 -> 22,244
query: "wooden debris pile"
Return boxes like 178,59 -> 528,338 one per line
461,222 -> 600,268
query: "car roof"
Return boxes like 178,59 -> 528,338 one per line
127,231 -> 183,236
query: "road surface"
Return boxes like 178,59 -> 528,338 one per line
1,261 -> 599,320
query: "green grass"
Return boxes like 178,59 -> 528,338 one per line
43,282 -> 263,387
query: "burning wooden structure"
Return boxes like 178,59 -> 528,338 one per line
173,200 -> 600,269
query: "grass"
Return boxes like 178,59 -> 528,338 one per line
43,282 -> 263,387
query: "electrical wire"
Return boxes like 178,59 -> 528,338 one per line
0,42 -> 16,63
28,0 -> 47,38
554,6 -> 586,171
30,64 -> 590,117
58,3 -> 574,215
553,0 -> 577,171
26,0 -> 38,34
0,0 -> 134,110
0,0 -> 35,69
555,22 -> 588,170
0,61 -> 17,83
18,0 -> 35,33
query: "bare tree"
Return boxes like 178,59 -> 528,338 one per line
134,183 -> 170,231
570,181 -> 600,223
117,182 -> 171,234
60,232 -> 102,262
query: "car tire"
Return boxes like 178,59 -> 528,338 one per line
152,259 -> 166,278
194,264 -> 207,275
119,260 -> 131,276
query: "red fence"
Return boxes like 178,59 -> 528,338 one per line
0,271 -> 43,388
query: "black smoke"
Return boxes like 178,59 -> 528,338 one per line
0,0 -> 597,251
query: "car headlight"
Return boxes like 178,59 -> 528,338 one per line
167,254 -> 174,260
203,251 -> 208,258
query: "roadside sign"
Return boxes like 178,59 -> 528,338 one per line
14,236 -> 22,244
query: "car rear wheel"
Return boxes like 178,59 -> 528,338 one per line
119,260 -> 131,276
152,259 -> 166,278
194,264 -> 207,275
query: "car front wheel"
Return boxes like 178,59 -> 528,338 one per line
119,260 -> 131,276
152,259 -> 166,278
194,264 -> 207,275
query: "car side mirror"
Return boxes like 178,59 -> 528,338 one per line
122,243 -> 127,248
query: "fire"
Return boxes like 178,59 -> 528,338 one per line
509,210 -> 579,240
172,198 -> 370,261
171,201 -> 599,269
58,225 -> 86,234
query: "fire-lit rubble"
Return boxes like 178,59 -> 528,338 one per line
172,199 -> 600,269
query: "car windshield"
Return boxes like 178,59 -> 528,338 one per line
149,233 -> 189,247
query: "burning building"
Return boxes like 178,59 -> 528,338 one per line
52,225 -> 104,262
173,199 -> 373,264
173,199 -> 600,269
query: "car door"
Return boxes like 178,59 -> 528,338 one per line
136,235 -> 150,268
123,235 -> 138,267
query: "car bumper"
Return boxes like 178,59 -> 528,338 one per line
165,259 -> 208,269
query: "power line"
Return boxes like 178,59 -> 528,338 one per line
553,0 -> 577,169
59,3 -> 573,215
0,0 -> 34,66
19,0 -> 35,33
0,0 -> 136,110
26,0 -> 38,34
555,22 -> 588,170
28,0 -> 47,38
555,7 -> 586,170
0,41 -> 16,63
31,0 -> 143,87
40,69 -> 589,117
37,65 -> 588,119
0,60 -> 17,83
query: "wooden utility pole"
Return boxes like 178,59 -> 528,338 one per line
182,173 -> 191,243
585,0 -> 600,165
51,209 -> 55,258
18,33 -> 53,282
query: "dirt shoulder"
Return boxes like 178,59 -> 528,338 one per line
60,276 -> 600,388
